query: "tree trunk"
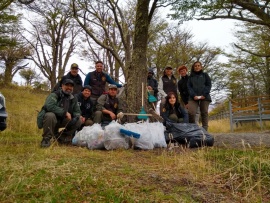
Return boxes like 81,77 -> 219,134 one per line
4,62 -> 14,85
126,0 -> 150,122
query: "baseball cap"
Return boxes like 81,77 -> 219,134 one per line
165,66 -> 172,70
71,63 -> 79,69
82,85 -> 92,91
63,79 -> 74,86
148,68 -> 154,74
108,84 -> 117,89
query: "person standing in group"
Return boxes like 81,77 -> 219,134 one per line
177,65 -> 189,108
53,63 -> 83,94
84,60 -> 122,106
37,79 -> 81,147
75,85 -> 94,130
160,92 -> 189,126
187,61 -> 212,131
147,68 -> 158,109
93,84 -> 124,124
158,66 -> 178,113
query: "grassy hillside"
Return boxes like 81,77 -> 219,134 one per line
0,86 -> 270,202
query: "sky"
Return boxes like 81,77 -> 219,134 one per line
73,19 -> 237,82
183,19 -> 237,51
13,17 -> 238,84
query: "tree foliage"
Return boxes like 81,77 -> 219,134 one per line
170,0 -> 270,27
226,23 -> 270,98
22,0 -> 79,89
19,68 -> 37,86
0,28 -> 32,84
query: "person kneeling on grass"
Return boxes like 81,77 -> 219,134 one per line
160,92 -> 189,126
93,84 -> 124,125
75,85 -> 94,130
37,79 -> 81,147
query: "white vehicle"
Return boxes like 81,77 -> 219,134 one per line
0,92 -> 7,131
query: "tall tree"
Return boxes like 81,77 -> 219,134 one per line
73,0 -> 164,118
227,23 -> 270,97
22,0 -> 79,89
72,0 -> 136,82
0,28 -> 32,84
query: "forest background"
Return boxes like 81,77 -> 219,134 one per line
1,0 -> 270,118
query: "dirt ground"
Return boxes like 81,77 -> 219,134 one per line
212,131 -> 270,148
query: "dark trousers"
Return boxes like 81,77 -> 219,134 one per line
188,100 -> 210,131
42,112 -> 81,138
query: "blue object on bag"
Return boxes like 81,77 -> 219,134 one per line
120,128 -> 140,139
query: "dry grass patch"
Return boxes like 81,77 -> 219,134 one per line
1,85 -> 270,202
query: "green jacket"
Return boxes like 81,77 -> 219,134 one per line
37,90 -> 81,129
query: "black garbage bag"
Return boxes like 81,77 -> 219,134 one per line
164,122 -> 214,148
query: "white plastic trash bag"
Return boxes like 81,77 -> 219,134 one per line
124,122 -> 154,150
104,121 -> 129,150
147,122 -> 167,148
72,124 -> 105,149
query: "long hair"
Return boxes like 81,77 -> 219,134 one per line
164,92 -> 182,117
164,92 -> 180,108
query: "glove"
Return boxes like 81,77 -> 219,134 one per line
117,112 -> 124,119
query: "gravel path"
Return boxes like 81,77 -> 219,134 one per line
212,131 -> 270,148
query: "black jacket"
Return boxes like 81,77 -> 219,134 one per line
75,93 -> 94,120
53,72 -> 83,95
178,75 -> 189,105
161,103 -> 189,125
147,76 -> 158,97
161,75 -> 177,95
187,70 -> 212,102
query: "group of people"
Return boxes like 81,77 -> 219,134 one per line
38,61 -> 123,147
147,61 -> 212,131
38,60 -> 211,148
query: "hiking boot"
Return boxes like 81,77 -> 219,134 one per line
40,137 -> 51,148
148,108 -> 164,122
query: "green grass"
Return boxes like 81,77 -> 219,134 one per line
0,85 -> 270,202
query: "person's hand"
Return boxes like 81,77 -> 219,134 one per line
200,95 -> 205,100
147,86 -> 152,90
80,116 -> 86,123
109,112 -> 116,120
185,104 -> 189,109
66,112 -> 71,120
117,112 -> 124,119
